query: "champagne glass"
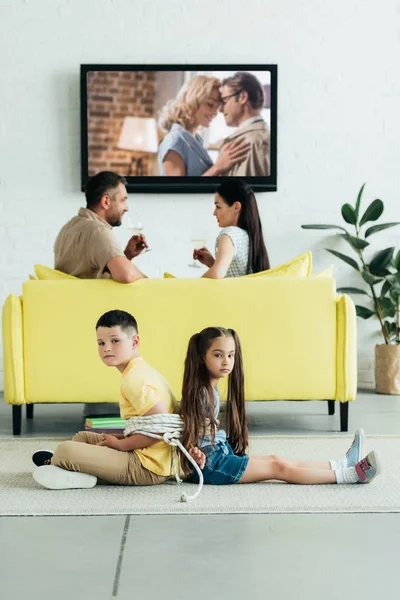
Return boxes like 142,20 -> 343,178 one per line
127,217 -> 151,253
189,237 -> 207,268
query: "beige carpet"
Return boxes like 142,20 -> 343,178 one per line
0,435 -> 399,515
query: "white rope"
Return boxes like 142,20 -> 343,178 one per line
124,414 -> 203,502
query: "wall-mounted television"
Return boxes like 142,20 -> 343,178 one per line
80,64 -> 277,194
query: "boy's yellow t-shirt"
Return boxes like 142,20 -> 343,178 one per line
119,356 -> 178,476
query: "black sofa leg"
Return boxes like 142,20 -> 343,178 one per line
327,400 -> 335,415
12,405 -> 22,436
340,402 -> 349,432
26,404 -> 34,419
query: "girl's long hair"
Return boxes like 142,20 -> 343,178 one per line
216,180 -> 270,274
180,327 -> 248,476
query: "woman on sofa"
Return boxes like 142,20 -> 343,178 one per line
194,180 -> 270,278
158,75 -> 249,176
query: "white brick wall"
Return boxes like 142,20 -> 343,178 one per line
1,0 -> 399,391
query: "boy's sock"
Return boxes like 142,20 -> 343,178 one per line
329,428 -> 365,470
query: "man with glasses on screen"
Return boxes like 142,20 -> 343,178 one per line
218,72 -> 270,177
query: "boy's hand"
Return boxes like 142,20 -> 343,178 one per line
189,447 -> 206,470
97,433 -> 122,450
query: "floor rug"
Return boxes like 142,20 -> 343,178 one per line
0,435 -> 398,515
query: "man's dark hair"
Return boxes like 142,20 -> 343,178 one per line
222,72 -> 265,111
85,171 -> 127,210
95,310 -> 138,333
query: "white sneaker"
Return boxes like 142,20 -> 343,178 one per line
33,465 -> 97,490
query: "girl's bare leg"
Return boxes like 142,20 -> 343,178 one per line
239,455 -> 337,484
252,454 -> 331,470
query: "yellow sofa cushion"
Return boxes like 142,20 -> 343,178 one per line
163,252 -> 312,280
34,265 -> 78,281
244,251 -> 312,278
314,265 -> 334,278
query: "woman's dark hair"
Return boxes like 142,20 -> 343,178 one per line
180,327 -> 248,476
222,72 -> 265,111
85,171 -> 127,209
95,309 -> 138,334
216,180 -> 270,274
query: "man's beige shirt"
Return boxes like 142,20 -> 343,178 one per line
219,118 -> 270,177
54,208 -> 124,279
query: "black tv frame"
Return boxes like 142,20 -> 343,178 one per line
80,64 -> 278,194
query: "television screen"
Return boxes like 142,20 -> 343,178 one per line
80,64 -> 277,193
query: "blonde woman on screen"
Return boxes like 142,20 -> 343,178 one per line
158,75 -> 249,176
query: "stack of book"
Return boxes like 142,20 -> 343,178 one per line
84,417 -> 127,434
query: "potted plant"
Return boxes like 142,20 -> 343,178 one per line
302,184 -> 400,394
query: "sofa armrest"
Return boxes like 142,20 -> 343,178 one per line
335,294 -> 357,402
2,294 -> 25,405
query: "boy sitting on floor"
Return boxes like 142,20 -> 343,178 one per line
32,309 -> 180,489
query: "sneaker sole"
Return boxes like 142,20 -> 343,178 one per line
33,466 -> 97,490
370,450 -> 382,478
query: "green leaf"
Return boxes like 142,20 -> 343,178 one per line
325,249 -> 360,271
362,270 -> 383,285
356,305 -> 375,319
337,287 -> 369,295
390,288 -> 400,302
341,204 -> 358,225
394,250 -> 400,271
355,183 -> 366,219
359,199 -> 384,227
381,297 -> 396,318
365,222 -> 400,238
383,321 -> 397,343
380,279 -> 391,298
339,234 -> 369,251
384,320 -> 397,336
301,224 -> 348,232
369,247 -> 395,276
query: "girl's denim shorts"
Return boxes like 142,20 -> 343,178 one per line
187,441 -> 249,485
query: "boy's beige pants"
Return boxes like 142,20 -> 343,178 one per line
51,431 -> 167,485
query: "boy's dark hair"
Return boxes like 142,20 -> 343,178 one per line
221,72 -> 265,110
85,171 -> 127,210
95,310 -> 138,333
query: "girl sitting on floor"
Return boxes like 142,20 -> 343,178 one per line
181,326 -> 382,486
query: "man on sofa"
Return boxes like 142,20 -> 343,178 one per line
55,170 -> 147,283
54,170 -> 147,416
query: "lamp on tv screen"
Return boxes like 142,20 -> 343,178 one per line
80,64 -> 278,193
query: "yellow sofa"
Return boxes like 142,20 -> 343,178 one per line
2,276 -> 356,435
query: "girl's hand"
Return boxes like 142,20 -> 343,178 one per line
97,433 -> 122,450
193,247 -> 214,268
189,447 -> 206,470
214,138 -> 250,174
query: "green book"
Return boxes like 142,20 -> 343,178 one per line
85,417 -> 127,428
